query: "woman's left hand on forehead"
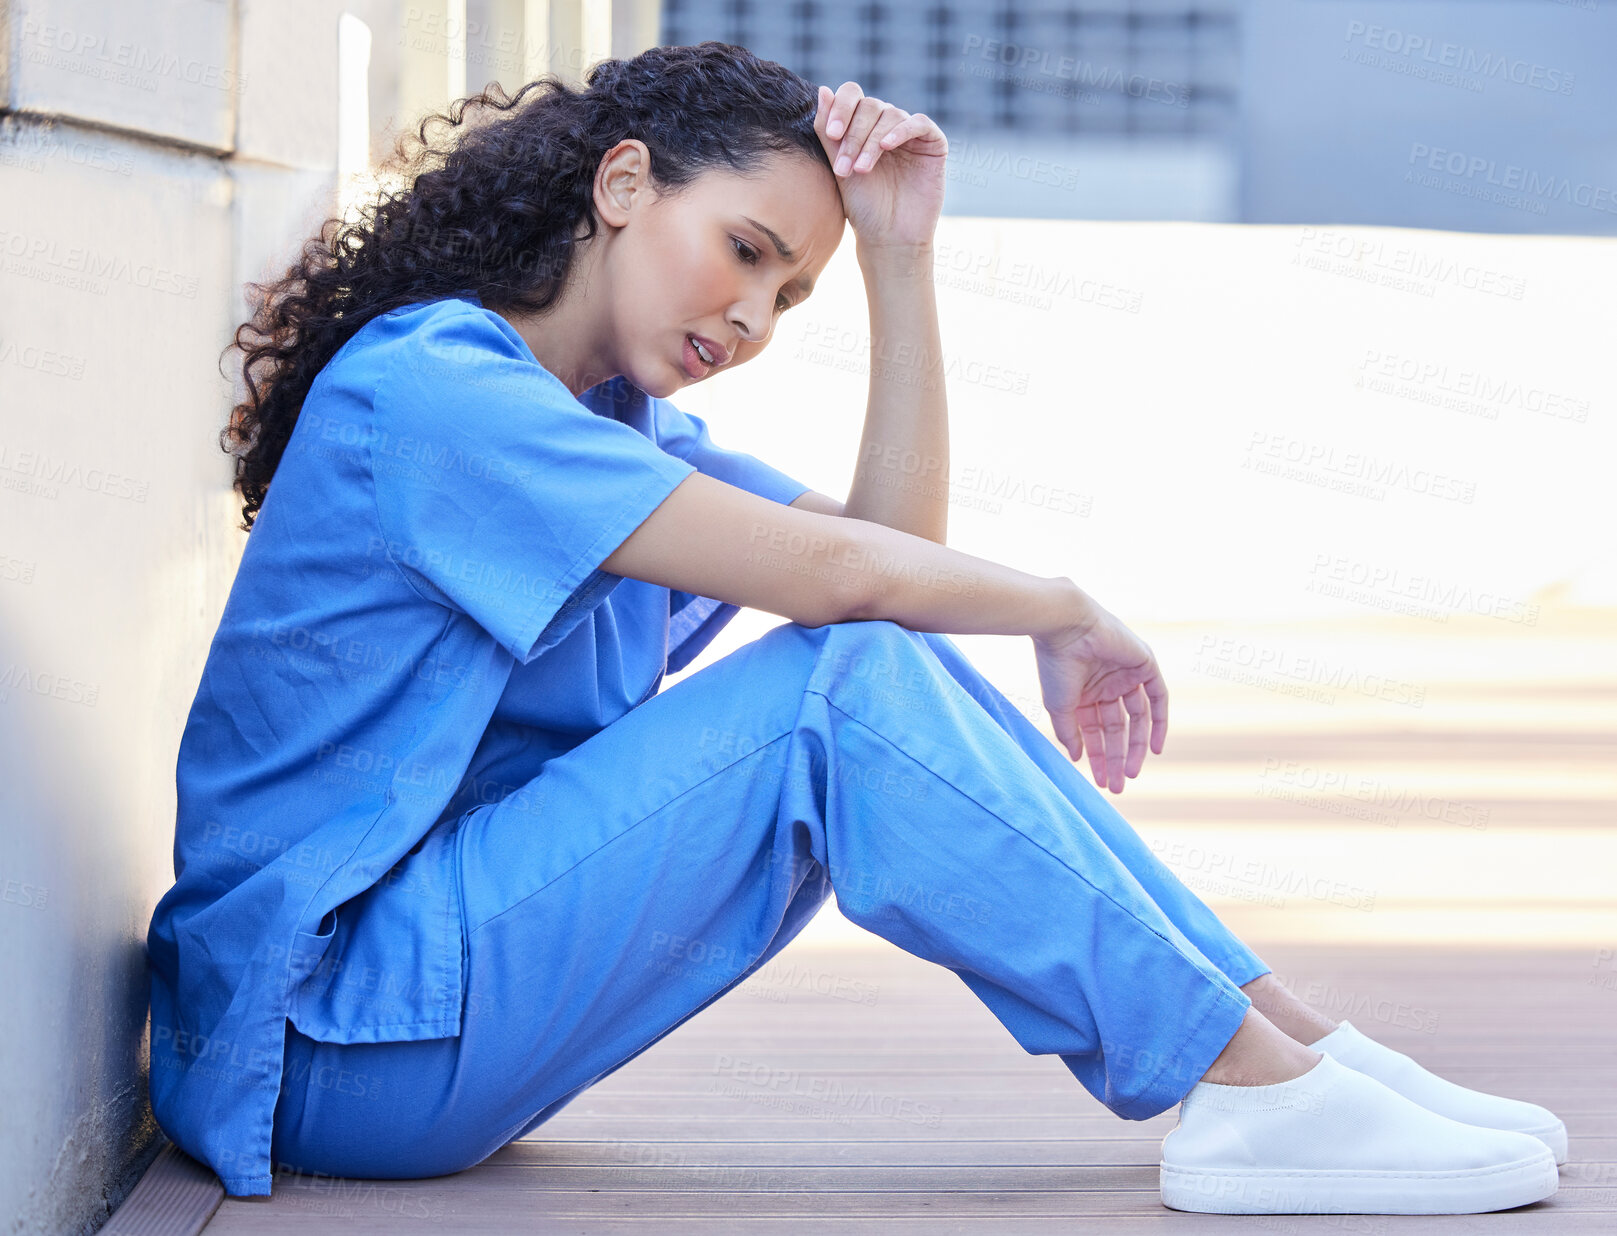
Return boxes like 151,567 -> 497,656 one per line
815,82 -> 948,253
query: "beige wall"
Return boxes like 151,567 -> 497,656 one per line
0,2 -> 652,1230
2,1 -> 248,1226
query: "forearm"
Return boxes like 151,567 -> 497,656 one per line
838,514 -> 1097,642
841,241 -> 949,543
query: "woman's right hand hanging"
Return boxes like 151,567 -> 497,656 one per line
1032,605 -> 1170,795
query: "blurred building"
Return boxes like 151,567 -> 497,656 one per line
662,0 -> 1617,235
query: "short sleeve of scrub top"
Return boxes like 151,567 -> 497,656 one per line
372,305 -> 697,664
373,308 -> 813,671
143,293 -> 816,1196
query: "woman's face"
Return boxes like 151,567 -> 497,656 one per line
599,148 -> 847,398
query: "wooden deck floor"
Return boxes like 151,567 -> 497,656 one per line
200,938 -> 1616,1234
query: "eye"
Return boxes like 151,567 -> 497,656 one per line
731,237 -> 759,265
775,293 -> 792,314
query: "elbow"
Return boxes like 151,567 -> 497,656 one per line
828,580 -> 871,627
824,529 -> 879,627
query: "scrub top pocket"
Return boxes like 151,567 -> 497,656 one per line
287,815 -> 467,1045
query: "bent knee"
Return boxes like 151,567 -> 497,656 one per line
764,616 -> 920,663
803,619 -> 944,696
822,617 -> 923,648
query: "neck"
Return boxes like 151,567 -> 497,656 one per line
494,248 -> 620,399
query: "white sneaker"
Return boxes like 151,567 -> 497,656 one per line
1312,1020 -> 1569,1164
1160,1052 -> 1559,1214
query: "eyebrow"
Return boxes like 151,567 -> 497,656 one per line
742,215 -> 815,297
742,216 -> 795,262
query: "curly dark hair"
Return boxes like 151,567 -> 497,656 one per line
220,41 -> 833,530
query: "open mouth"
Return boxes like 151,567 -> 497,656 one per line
683,334 -> 730,380
681,335 -> 710,380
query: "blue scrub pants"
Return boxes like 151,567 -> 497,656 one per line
270,618 -> 1270,1181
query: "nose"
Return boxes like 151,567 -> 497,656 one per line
729,293 -> 774,347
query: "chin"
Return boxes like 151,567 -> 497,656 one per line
631,377 -> 679,400
627,362 -> 687,400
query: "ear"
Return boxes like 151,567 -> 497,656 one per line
593,139 -> 650,229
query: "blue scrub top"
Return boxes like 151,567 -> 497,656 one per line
145,294 -> 813,1195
